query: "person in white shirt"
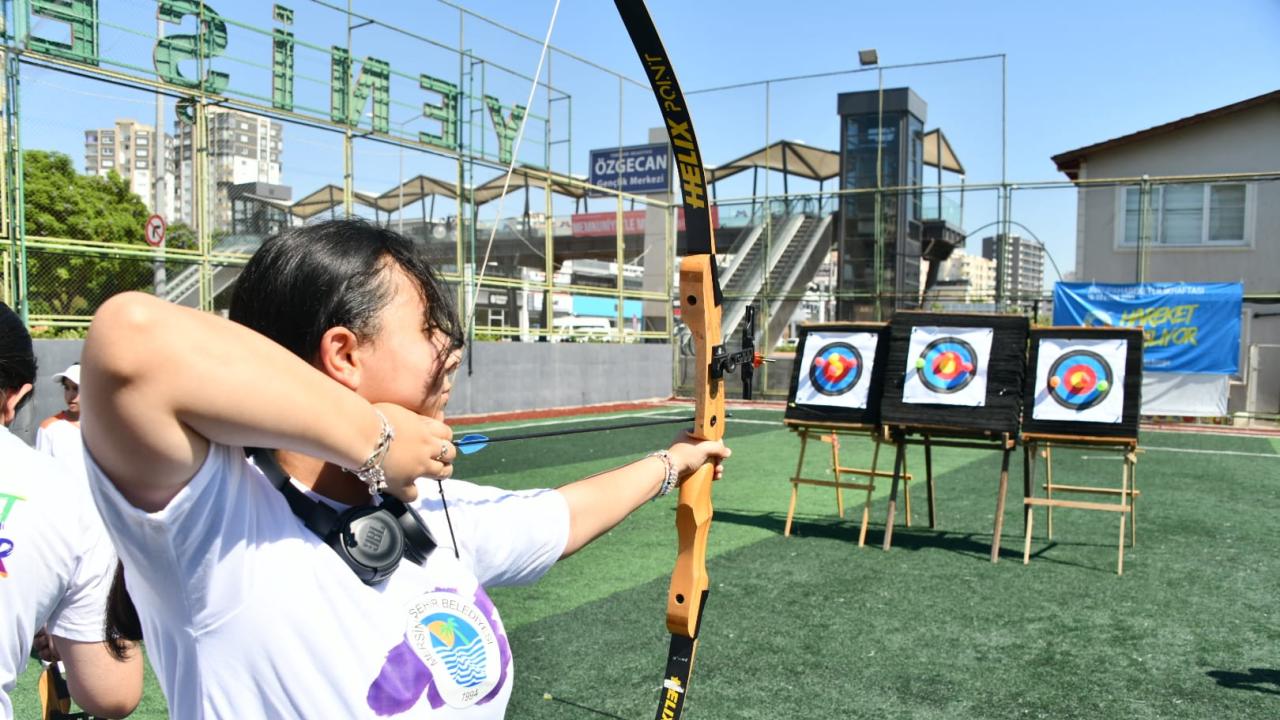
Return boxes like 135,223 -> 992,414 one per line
35,363 -> 85,478
81,220 -> 729,719
0,302 -> 142,719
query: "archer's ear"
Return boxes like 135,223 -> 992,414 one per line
1,382 -> 33,426
316,327 -> 362,392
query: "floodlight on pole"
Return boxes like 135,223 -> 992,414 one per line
858,49 -> 879,66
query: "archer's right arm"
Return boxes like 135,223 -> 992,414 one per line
80,292 -> 440,511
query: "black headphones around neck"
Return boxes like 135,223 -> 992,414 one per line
248,448 -> 439,585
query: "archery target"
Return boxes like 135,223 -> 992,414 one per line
796,331 -> 880,409
1032,338 -> 1128,423
902,326 -> 993,407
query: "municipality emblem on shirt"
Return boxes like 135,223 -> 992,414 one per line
405,591 -> 501,707
367,587 -> 511,716
420,613 -> 487,688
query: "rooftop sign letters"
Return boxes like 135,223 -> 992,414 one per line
20,0 -> 527,163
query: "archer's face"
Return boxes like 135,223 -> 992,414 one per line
353,266 -> 462,420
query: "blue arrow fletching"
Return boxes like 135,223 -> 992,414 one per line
455,434 -> 490,455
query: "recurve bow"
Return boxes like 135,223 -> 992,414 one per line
613,3 -> 758,717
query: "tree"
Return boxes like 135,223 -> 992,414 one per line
22,149 -> 166,316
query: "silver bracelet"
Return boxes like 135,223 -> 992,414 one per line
345,408 -> 395,497
649,450 -> 678,500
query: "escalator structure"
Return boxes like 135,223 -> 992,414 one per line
719,211 -> 834,347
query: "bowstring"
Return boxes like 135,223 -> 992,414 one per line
464,0 -> 563,333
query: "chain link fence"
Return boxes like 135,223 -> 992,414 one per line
2,3 -> 1276,418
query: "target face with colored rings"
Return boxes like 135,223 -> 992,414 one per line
915,337 -> 978,393
1047,349 -> 1113,410
808,342 -> 863,396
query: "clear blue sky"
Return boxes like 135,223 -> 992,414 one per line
15,0 -> 1280,276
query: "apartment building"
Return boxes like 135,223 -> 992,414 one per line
982,233 -> 1045,307
83,119 -> 176,218
175,107 -> 283,230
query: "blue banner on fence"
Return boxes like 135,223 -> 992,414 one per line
1053,282 -> 1242,374
588,143 -> 670,196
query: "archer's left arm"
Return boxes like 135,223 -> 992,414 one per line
555,433 -> 729,558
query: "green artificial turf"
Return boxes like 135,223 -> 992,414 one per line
14,410 -> 1280,718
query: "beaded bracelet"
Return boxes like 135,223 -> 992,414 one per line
345,408 -> 395,497
649,450 -> 678,500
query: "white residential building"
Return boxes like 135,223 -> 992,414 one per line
83,119 -> 176,219
982,234 -> 1045,307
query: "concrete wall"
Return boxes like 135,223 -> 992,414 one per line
1070,99 -> 1280,414
446,342 -> 674,416
11,339 -> 675,445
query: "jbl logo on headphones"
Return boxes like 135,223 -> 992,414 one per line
361,524 -> 387,553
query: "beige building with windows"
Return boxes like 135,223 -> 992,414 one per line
175,107 -> 283,230
83,119 -> 176,219
1053,89 -> 1280,417
930,249 -> 996,304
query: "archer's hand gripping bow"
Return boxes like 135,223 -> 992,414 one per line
614,3 -> 761,717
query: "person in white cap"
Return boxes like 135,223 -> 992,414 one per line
35,363 -> 85,478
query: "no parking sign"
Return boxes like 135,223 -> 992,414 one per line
144,214 -> 167,247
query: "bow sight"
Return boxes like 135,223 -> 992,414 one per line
709,305 -> 766,400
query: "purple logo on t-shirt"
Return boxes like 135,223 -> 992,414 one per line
367,586 -> 511,715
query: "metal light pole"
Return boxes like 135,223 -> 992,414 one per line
858,49 -> 884,319
153,16 -> 167,299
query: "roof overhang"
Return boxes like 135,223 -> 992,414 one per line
922,129 -> 965,174
1052,89 -> 1280,180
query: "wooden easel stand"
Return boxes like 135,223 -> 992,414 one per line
1021,433 -> 1140,575
783,420 -> 911,547
882,426 -> 1015,563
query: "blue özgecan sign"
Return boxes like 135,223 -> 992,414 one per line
1053,282 -> 1242,374
589,143 -> 670,195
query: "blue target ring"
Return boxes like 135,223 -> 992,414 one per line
1047,350 -> 1113,411
915,337 -> 978,394
808,342 -> 862,396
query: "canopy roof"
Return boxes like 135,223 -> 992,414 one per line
472,165 -> 588,205
707,140 -> 839,183
374,174 -> 457,211
707,133 -> 964,184
290,184 -> 379,219
922,129 -> 965,174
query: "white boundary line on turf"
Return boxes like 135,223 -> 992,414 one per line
1142,445 -> 1280,459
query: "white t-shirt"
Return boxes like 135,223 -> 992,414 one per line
0,426 -> 117,720
35,413 -> 85,480
87,442 -> 570,719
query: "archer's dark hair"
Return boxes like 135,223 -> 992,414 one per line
105,562 -> 141,660
0,301 -> 37,415
229,219 -> 464,360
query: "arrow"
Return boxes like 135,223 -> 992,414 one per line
453,415 -> 699,455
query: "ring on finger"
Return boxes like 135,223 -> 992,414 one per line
436,441 -> 450,462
